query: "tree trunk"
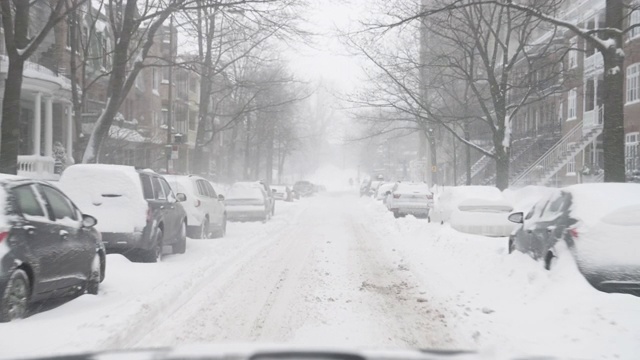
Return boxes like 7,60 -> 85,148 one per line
464,124 -> 471,185
265,120 -> 274,185
452,131 -> 457,186
494,146 -> 509,190
226,122 -> 239,181
602,0 -> 626,182
243,116 -> 252,179
0,60 -> 26,174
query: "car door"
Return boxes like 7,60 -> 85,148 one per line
535,193 -> 568,254
159,177 -> 182,243
38,184 -> 93,291
10,183 -> 61,296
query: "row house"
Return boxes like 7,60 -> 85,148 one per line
0,2 -> 76,180
457,0 -> 640,187
0,1 -> 207,179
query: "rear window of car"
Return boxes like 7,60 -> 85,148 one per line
151,177 -> 166,200
140,174 -> 154,200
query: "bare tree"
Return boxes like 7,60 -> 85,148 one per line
349,0 -> 564,189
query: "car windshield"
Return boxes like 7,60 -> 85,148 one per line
3,1 -> 640,360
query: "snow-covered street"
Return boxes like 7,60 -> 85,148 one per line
1,193 -> 640,359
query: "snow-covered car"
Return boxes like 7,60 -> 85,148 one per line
386,182 -> 433,218
163,175 -> 227,239
271,185 -> 293,202
294,180 -> 315,197
225,182 -> 272,222
449,198 -> 515,236
59,165 -> 188,262
375,182 -> 396,202
508,183 -> 640,294
0,175 -> 104,322
430,186 -> 504,224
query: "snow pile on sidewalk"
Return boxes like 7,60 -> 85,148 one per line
361,197 -> 640,359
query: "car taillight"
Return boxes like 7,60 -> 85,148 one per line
195,199 -> 201,207
146,207 -> 152,222
393,194 -> 401,199
568,228 -> 578,239
0,231 -> 8,243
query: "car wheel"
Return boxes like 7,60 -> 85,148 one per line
200,218 -> 210,239
0,269 -> 30,322
86,254 -> 101,295
142,229 -> 163,263
173,222 -> 187,254
393,211 -> 401,219
544,251 -> 556,270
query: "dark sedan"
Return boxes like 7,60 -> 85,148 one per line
0,175 -> 104,322
508,183 -> 640,294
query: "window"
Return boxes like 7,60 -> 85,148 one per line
140,174 -> 154,200
14,185 -> 46,218
152,68 -> 159,91
41,186 -> 77,221
160,179 -> 176,202
162,67 -> 170,83
631,10 -> 640,39
566,149 -> 576,175
204,181 -> 217,198
162,108 -> 169,125
585,79 -> 595,112
626,132 -> 639,172
568,37 -> 577,69
568,89 -> 577,120
151,177 -> 166,200
627,64 -> 640,103
135,71 -> 145,90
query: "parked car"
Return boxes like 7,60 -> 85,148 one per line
449,197 -> 515,237
0,175 -> 105,322
250,181 -> 275,215
386,182 -> 433,218
294,180 -> 315,197
163,175 -> 226,239
225,183 -> 271,222
272,185 -> 293,202
508,183 -> 640,294
59,164 -> 188,263
375,182 -> 396,202
430,186 -> 503,225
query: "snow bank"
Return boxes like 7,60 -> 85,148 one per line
58,165 -> 147,233
361,197 -> 640,359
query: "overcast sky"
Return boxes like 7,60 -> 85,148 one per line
285,0 -> 368,92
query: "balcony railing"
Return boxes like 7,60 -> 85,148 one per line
17,155 -> 59,180
584,52 -> 604,77
583,105 -> 604,133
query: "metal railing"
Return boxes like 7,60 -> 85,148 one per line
512,122 -> 586,186
457,147 -> 494,185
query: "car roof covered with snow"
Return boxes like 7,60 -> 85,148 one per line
563,183 -> 640,226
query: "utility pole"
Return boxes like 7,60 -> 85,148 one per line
166,15 -> 174,172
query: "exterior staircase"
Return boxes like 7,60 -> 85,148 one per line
457,148 -> 494,185
512,122 -> 603,186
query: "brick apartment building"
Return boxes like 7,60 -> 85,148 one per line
432,0 -> 640,187
0,1 -> 205,180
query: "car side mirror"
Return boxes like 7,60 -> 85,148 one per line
508,212 -> 524,224
218,194 -> 225,201
385,191 -> 391,196
176,193 -> 187,202
82,214 -> 98,228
